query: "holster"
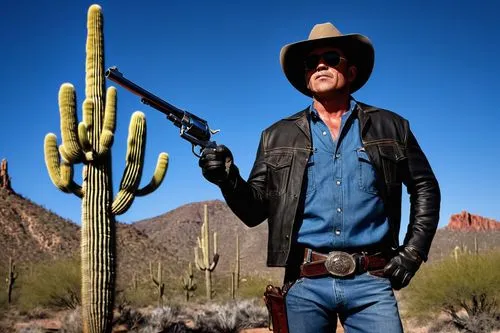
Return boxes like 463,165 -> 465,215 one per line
263,283 -> 292,333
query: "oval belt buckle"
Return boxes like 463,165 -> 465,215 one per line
324,251 -> 356,277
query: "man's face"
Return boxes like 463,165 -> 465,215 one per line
304,46 -> 356,97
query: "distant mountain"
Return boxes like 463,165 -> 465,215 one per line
133,199 -> 284,280
0,188 -> 80,264
0,187 -> 178,287
427,211 -> 500,262
446,211 -> 500,231
1,185 -> 498,286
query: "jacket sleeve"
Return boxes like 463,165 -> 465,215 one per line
220,132 -> 269,227
402,124 -> 441,261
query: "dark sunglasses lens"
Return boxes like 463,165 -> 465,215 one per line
305,55 -> 320,70
305,52 -> 342,70
323,52 -> 341,67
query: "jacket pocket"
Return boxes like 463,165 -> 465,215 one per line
264,152 -> 293,196
356,148 -> 378,194
378,143 -> 407,184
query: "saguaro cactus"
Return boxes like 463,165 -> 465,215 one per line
43,5 -> 168,333
6,257 -> 18,304
181,262 -> 197,302
150,262 -> 165,307
194,204 -> 219,299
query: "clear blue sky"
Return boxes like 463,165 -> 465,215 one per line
1,1 -> 499,242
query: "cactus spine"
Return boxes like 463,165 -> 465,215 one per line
150,262 -> 165,307
6,257 -> 18,304
43,5 -> 168,332
194,204 -> 219,299
181,262 -> 197,302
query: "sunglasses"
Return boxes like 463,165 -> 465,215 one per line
304,51 -> 346,71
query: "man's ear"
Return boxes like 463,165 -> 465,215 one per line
347,65 -> 357,83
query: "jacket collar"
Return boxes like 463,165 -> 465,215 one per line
283,101 -> 380,143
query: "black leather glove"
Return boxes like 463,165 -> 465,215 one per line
383,246 -> 423,290
199,145 -> 236,187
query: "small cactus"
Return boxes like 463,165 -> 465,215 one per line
234,233 -> 240,290
150,262 -> 165,307
194,204 -> 219,300
181,262 -> 197,302
6,257 -> 18,304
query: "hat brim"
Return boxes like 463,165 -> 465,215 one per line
280,34 -> 374,96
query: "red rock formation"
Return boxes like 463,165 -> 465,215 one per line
0,159 -> 12,193
446,211 -> 500,231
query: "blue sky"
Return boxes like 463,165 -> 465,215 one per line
1,0 -> 499,242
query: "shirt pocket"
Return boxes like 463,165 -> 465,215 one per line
264,151 -> 293,197
356,147 -> 378,194
378,144 -> 407,184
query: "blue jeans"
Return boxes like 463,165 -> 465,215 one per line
285,273 -> 403,333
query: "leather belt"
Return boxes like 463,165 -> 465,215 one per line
300,248 -> 388,278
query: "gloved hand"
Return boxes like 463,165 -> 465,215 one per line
383,246 -> 423,290
199,145 -> 235,187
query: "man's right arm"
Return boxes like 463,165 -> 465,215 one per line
200,133 -> 269,227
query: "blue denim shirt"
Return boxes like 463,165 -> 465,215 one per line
297,99 -> 390,250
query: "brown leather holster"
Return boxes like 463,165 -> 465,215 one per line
263,283 -> 293,333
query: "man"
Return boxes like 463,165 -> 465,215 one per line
199,22 -> 440,333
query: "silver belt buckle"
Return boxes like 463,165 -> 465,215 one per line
324,251 -> 356,277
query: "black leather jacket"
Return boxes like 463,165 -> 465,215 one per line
221,102 -> 440,274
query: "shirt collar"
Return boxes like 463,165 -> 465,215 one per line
309,97 -> 358,122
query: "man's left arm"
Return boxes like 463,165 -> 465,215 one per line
384,123 -> 441,289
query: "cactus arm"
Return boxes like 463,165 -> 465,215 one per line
149,261 -> 158,286
44,134 -> 83,197
208,232 -> 219,271
96,87 -> 117,157
60,160 -> 84,197
213,232 -> 217,255
209,253 -> 220,271
78,99 -> 94,161
110,111 -> 146,215
58,83 -> 83,163
136,152 -> 169,196
181,262 -> 197,301
194,246 -> 206,270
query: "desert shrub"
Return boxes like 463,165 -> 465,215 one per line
402,250 -> 500,332
59,307 -> 82,333
116,283 -> 159,309
194,299 -> 268,333
113,305 -> 147,331
17,257 -> 81,311
228,275 -> 281,300
138,305 -> 191,333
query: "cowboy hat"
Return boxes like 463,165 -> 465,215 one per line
280,22 -> 374,96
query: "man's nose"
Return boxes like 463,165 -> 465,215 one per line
315,62 -> 329,71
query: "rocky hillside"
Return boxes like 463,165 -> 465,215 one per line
1,184 -> 499,285
0,187 -> 178,287
0,188 -> 80,264
133,200 -> 284,280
